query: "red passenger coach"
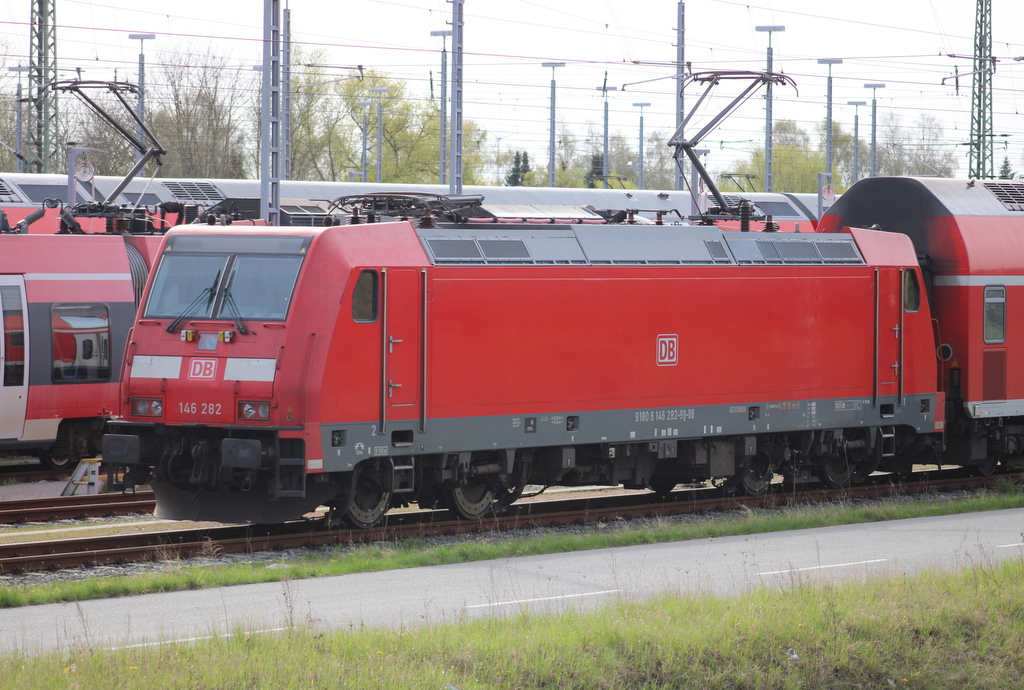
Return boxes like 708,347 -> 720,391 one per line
1,233 -> 158,468
820,176 -> 1024,473
103,194 -> 944,526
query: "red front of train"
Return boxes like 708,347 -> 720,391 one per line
103,204 -> 944,526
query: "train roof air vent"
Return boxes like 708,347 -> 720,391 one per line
757,240 -> 783,263
982,181 -> 1024,212
162,180 -> 225,204
426,238 -> 483,262
704,240 -> 731,262
0,178 -> 19,202
775,240 -> 822,263
479,239 -> 531,261
815,241 -> 861,263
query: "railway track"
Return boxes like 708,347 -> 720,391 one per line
0,491 -> 156,525
0,470 -> 1015,576
0,466 -> 72,485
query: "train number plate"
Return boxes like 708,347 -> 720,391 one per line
178,402 -> 223,415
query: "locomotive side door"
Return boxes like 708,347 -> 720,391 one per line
380,268 -> 424,431
875,268 -> 903,405
0,276 -> 29,441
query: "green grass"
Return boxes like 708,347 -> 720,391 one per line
2,483 -> 1024,610
3,557 -> 1024,688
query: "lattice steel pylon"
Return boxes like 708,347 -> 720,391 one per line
968,0 -> 993,180
28,0 -> 58,174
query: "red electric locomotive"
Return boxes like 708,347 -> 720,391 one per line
102,193 -> 943,526
1,232 -> 160,468
820,176 -> 1024,474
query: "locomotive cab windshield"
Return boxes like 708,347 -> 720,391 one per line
145,234 -> 310,325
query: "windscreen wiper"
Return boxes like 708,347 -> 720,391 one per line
165,270 -> 221,333
221,285 -> 250,335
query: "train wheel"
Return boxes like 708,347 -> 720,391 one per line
444,479 -> 496,520
648,475 -> 678,497
817,454 -> 852,489
38,450 -> 74,471
975,457 -> 999,477
728,453 -> 774,496
345,472 -> 391,529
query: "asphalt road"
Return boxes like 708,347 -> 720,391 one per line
2,508 -> 1023,655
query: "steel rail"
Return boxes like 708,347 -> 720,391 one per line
0,492 -> 156,524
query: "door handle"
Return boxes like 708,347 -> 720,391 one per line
389,336 -> 403,353
388,380 -> 402,398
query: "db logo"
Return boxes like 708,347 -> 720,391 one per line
656,334 -> 678,366
189,358 -> 217,380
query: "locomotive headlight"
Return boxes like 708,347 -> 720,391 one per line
132,397 -> 164,417
238,401 -> 271,421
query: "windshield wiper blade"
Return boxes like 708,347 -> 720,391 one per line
222,287 -> 250,335
165,270 -> 220,333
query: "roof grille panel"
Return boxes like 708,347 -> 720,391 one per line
704,240 -> 730,262
162,180 -> 225,204
775,241 -> 822,263
426,238 -> 482,262
757,240 -> 783,263
478,239 -> 531,260
0,179 -> 19,202
815,241 -> 861,263
983,181 -> 1024,211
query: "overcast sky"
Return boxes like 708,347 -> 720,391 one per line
2,0 -> 1024,180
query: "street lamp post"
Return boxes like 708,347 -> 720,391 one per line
430,30 -> 452,185
847,100 -> 866,183
128,33 -> 156,166
632,102 -> 651,189
356,100 -> 372,182
368,87 -> 390,183
8,66 -> 29,173
818,58 -> 843,176
755,25 -> 785,192
596,83 -> 617,189
541,62 -> 565,187
864,83 -> 886,177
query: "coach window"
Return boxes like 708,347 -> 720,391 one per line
984,287 -> 1006,344
51,304 -> 111,383
352,270 -> 378,322
903,270 -> 920,312
1,286 -> 25,387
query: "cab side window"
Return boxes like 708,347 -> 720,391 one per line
352,270 -> 378,323
903,270 -> 920,313
984,286 -> 1006,344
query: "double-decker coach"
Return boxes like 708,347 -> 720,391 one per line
820,176 -> 1024,474
1,233 -> 157,468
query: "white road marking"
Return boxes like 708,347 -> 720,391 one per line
995,543 -> 1024,549
466,589 -> 619,609
758,559 -> 888,576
